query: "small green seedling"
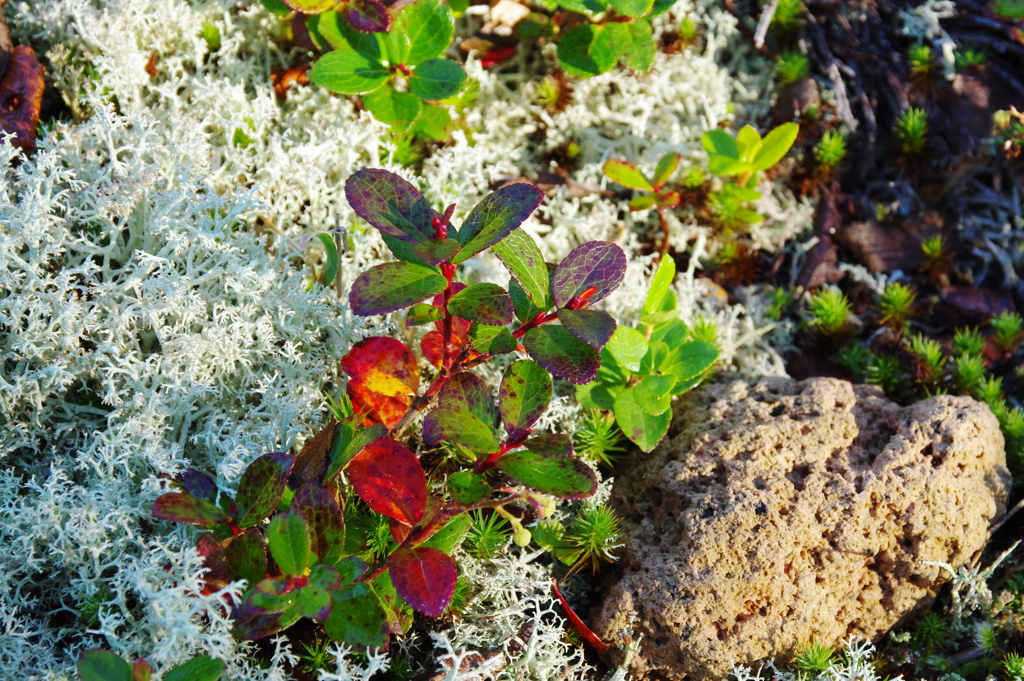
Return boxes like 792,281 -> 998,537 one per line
573,410 -> 626,467
78,651 -> 224,681
701,122 -> 800,187
908,44 -> 938,91
991,311 -> 1024,354
895,108 -> 928,156
920,235 -> 951,277
877,282 -> 915,334
306,0 -> 466,139
533,502 -> 621,576
777,51 -> 809,85
808,287 -> 851,336
602,152 -> 682,255
576,256 -> 720,452
771,0 -> 804,31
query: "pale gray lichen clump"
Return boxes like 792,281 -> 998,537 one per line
2,0 -> 810,677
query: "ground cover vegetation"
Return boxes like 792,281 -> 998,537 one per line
3,0 -> 1024,677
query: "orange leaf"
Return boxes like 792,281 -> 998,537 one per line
342,337 -> 419,397
347,381 -> 411,430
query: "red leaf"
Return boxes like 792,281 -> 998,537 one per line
342,337 -> 420,397
0,46 -> 45,152
551,579 -> 610,652
152,493 -> 232,526
388,547 -> 457,617
481,45 -> 517,69
347,381 -> 411,430
347,437 -> 427,526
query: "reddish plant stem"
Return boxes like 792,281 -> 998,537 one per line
657,206 -> 671,259
473,436 -> 528,475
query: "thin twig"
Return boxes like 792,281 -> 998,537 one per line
753,0 -> 780,49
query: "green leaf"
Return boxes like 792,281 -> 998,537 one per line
643,255 -> 676,315
267,511 -> 311,576
309,45 -> 388,95
423,408 -> 500,453
629,195 -> 656,210
309,11 -> 385,56
557,24 -> 617,78
349,261 -> 446,316
633,374 -> 675,415
606,20 -> 656,72
78,651 -> 132,681
411,237 -> 461,265
335,556 -> 369,589
735,125 -> 763,162
649,0 -> 674,14
164,657 -> 225,681
498,446 -> 597,499
323,585 -> 390,648
607,0 -> 653,17
324,423 -> 388,483
235,452 -> 295,529
406,303 -> 443,326
317,233 -> 340,286
605,326 -> 648,373
652,152 -> 682,191
225,530 -> 268,586
509,278 -> 544,323
296,585 -> 332,620
663,340 -> 719,388
522,325 -> 601,385
467,323 -> 518,355
613,386 -> 671,452
408,59 -> 466,101
381,233 -> 432,267
412,103 -> 452,141
736,208 -> 764,224
556,0 -> 605,13
282,0 -> 335,12
448,283 -> 514,325
363,87 -> 422,129
575,380 -> 622,410
261,0 -> 291,15
448,471 -> 491,505
708,156 -> 752,176
649,318 -> 688,345
602,159 -> 652,191
751,122 -> 799,171
491,228 -> 552,310
638,339 -> 670,376
421,513 -> 472,553
701,129 -> 739,158
455,183 -> 544,264
499,360 -> 552,438
390,0 -> 454,65
291,482 -> 346,568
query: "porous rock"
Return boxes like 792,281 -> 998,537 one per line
596,377 -> 1010,680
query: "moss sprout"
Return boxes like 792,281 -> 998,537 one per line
793,640 -> 836,673
564,503 -> 623,574
895,108 -> 929,156
690,316 -> 719,344
911,334 -> 946,382
867,355 -> 902,395
1005,652 -> 1024,681
809,287 -> 852,336
878,282 -> 916,333
956,44 -> 988,69
991,311 -> 1024,354
814,130 -> 847,170
913,612 -> 949,649
682,166 -> 707,188
953,327 -> 986,357
574,411 -> 626,468
467,510 -> 511,559
777,51 -> 810,85
771,0 -> 805,31
956,354 -> 987,393
839,343 -> 872,378
921,235 -> 952,276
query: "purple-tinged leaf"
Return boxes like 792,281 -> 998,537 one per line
345,169 -> 433,242
323,584 -> 389,648
335,557 -> 369,588
232,595 -> 302,640
522,326 -> 600,385
309,564 -> 344,591
224,529 -> 268,586
435,371 -> 499,430
78,650 -> 131,681
251,577 -> 298,613
347,437 -> 427,526
342,0 -> 392,32
551,241 -> 627,308
291,482 -> 346,568
467,323 -> 518,355
292,419 -> 338,484
454,182 -> 544,264
388,547 -> 457,617
349,261 -> 447,316
499,360 -> 551,439
412,237 -> 461,265
267,510 -> 311,577
235,452 -> 295,529
498,445 -> 597,499
422,407 -> 500,453
602,159 -> 652,191
324,423 -> 388,483
152,493 -> 232,527
556,308 -> 616,349
523,433 -> 573,457
296,585 -> 332,620
197,532 -> 230,585
179,469 -> 217,503
447,283 -> 514,326
282,0 -> 335,12
132,658 -> 152,681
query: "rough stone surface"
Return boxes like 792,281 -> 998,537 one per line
596,377 -> 1010,680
